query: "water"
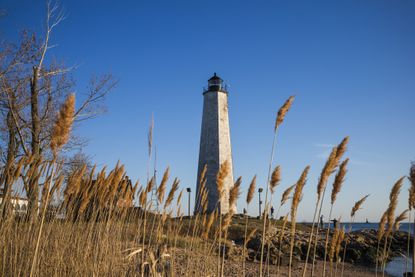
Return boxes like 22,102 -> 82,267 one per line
384,256 -> 412,277
321,222 -> 414,234
320,222 -> 414,277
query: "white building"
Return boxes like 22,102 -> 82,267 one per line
0,189 -> 29,215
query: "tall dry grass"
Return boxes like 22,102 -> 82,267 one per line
259,96 -> 294,277
0,93 -> 411,277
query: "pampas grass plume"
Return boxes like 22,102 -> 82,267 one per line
275,96 -> 295,131
50,94 -> 75,156
270,165 -> 281,194
246,175 -> 256,204
351,194 -> 369,218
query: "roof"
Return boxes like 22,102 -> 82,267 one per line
208,72 -> 222,81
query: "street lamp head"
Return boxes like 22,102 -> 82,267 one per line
258,188 -> 263,193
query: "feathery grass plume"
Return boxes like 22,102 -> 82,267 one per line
333,137 -> 349,168
13,156 -> 26,180
164,178 -> 180,208
243,175 -> 256,277
148,114 -> 154,157
379,178 -> 404,275
245,228 -> 257,247
331,158 -> 349,204
157,167 -> 170,203
50,94 -> 75,156
203,212 -> 215,239
221,175 -> 241,275
200,164 -> 207,184
270,165 -> 281,193
339,194 -> 369,277
139,189 -> 147,207
281,184 -> 295,206
329,226 -> 340,263
334,226 -> 346,276
322,159 -> 348,277
222,211 -> 234,232
335,227 -> 346,265
377,210 -> 388,241
351,194 -> 369,218
386,177 -> 404,235
246,175 -> 256,204
393,209 -> 409,231
229,176 -> 242,208
176,189 -> 184,206
317,146 -> 338,200
289,166 -> 310,277
216,160 -> 230,199
409,162 -> 415,209
291,166 -> 310,221
375,211 -> 387,276
409,162 -> 415,277
275,95 -> 295,131
146,176 -> 155,193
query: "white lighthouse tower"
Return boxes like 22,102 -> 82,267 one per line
195,73 -> 235,214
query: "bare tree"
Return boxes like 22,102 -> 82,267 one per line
0,2 -> 117,218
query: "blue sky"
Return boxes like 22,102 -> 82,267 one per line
2,0 -> 414,221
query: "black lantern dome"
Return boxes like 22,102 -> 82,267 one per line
207,73 -> 227,92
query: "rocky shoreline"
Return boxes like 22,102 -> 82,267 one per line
240,227 -> 412,268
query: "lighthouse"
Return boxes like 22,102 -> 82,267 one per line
195,73 -> 235,214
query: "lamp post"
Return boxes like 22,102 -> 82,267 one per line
186,188 -> 191,217
258,188 -> 263,218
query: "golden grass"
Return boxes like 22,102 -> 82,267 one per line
0,94 -> 411,277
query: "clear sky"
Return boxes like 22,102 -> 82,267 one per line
2,0 -> 414,221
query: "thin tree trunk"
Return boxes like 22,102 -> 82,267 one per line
27,67 -> 41,220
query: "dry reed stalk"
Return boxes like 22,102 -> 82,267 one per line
216,160 -> 230,202
164,178 -> 180,209
216,160 -> 230,277
334,227 -> 346,276
203,212 -> 215,239
340,194 -> 369,277
243,175 -> 256,277
393,209 -> 408,231
409,162 -> 415,276
380,209 -> 409,276
276,213 -> 289,277
30,94 -> 75,277
186,181 -> 210,272
265,166 -> 281,274
152,168 -> 171,246
281,184 -> 295,206
289,166 -> 310,277
221,178 -> 240,277
381,177 -> 404,271
322,158 -> 349,277
302,145 -> 338,277
229,177 -> 242,208
311,138 -> 349,276
406,204 -> 412,275
157,167 -> 170,203
245,228 -> 257,246
329,224 -> 340,277
260,96 -> 295,277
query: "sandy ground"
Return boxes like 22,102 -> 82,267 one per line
173,249 -> 387,277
